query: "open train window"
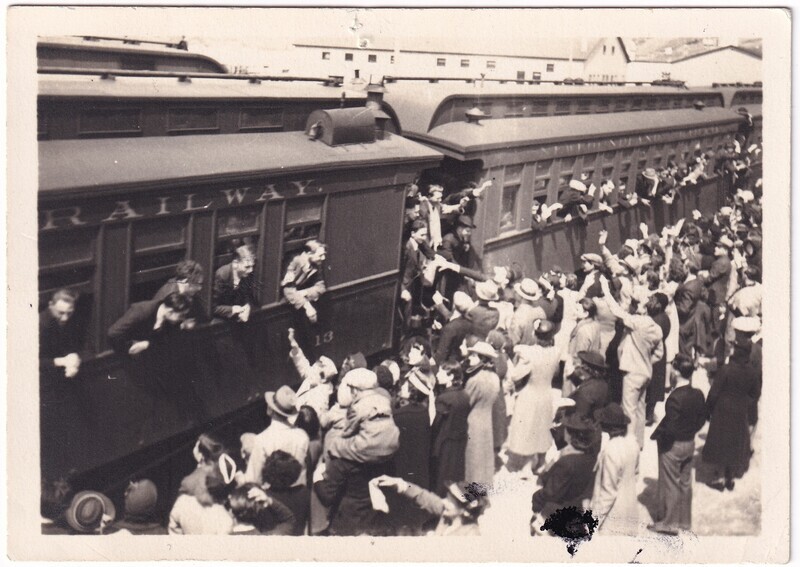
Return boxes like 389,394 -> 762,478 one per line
504,101 -> 526,118
499,184 -> 519,233
621,162 -> 631,174
645,98 -> 657,110
130,218 -> 189,303
602,166 -> 615,179
214,207 -> 262,271
39,227 -> 99,352
596,99 -> 610,114
630,98 -> 643,112
612,99 -> 627,112
576,100 -> 592,115
120,55 -> 156,71
534,160 -> 552,197
282,197 -> 325,266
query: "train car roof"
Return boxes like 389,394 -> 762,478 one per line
714,86 -> 762,107
411,107 -> 749,159
382,81 -> 719,134
38,74 -> 369,101
39,131 -> 442,197
38,36 -> 227,71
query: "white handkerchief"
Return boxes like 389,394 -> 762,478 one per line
368,478 -> 390,513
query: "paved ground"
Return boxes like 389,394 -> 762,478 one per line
480,371 -> 760,539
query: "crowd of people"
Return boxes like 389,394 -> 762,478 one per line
40,124 -> 763,537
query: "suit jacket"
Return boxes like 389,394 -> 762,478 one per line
213,263 -> 258,319
703,255 -> 732,306
107,300 -> 164,354
434,317 -> 473,363
531,450 -> 597,518
651,385 -> 707,450
39,309 -> 83,374
557,188 -> 594,219
634,173 -> 659,200
152,281 -> 208,322
282,252 -> 326,309
439,233 -> 481,272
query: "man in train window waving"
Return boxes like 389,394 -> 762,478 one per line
556,179 -> 597,222
282,240 -> 328,324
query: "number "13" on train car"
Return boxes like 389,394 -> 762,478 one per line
313,331 -> 334,347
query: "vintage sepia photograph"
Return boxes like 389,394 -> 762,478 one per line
6,6 -> 791,563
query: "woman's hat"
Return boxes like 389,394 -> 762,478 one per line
265,386 -> 299,420
621,256 -> 641,274
534,319 -> 556,339
468,341 -> 497,360
577,351 -> 607,371
593,403 -> 631,427
65,491 -> 116,534
475,280 -> 500,301
562,412 -> 597,432
569,179 -> 588,192
316,356 -> 338,381
513,278 -> 542,302
124,479 -> 158,518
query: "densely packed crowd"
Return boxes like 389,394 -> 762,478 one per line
40,125 -> 763,537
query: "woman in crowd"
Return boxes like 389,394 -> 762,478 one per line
430,361 -> 470,496
463,342 -> 501,486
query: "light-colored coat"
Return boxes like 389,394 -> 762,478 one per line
591,434 -> 640,536
464,369 -> 500,485
507,345 -> 560,455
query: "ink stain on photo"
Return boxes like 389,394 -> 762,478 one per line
540,507 -> 599,556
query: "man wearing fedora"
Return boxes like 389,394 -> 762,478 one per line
509,279 -> 547,346
467,280 -> 500,340
244,386 -> 309,487
649,353 -> 707,535
439,215 -> 483,300
635,168 -> 660,206
556,179 -> 596,222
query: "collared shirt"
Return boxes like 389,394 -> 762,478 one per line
245,420 -> 310,487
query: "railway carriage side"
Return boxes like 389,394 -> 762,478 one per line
38,127 -> 442,479
404,106 -> 761,278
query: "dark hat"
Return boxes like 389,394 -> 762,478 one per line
534,319 -> 556,339
456,215 -> 476,228
577,350 -> 607,371
562,412 -> 597,432
265,385 -> 299,421
65,491 -> 116,534
124,479 -> 158,518
593,403 -> 631,427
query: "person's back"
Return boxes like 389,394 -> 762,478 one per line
393,401 -> 432,490
169,494 -> 233,535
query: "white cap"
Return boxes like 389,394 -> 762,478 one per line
732,317 -> 761,334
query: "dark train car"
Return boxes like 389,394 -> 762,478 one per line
38,35 -> 228,74
382,82 -> 727,134
37,73 -> 387,140
38,114 -> 442,479
402,104 -> 761,277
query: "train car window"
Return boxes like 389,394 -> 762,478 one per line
499,185 -> 520,232
534,160 -> 552,198
558,173 -> 573,188
554,100 -> 571,115
637,158 -> 648,172
652,157 -> 662,168
79,108 -> 143,136
602,150 -> 617,164
667,153 -> 676,165
283,198 -> 324,263
120,55 -> 156,71
755,92 -> 763,104
671,99 -> 683,109
581,153 -> 598,168
504,101 -> 526,118
630,98 -> 643,112
530,100 -> 548,116
504,164 -> 524,184
622,147 -> 635,160
621,162 -> 631,174
596,99 -> 610,114
167,107 -> 220,134
612,99 -> 627,112
576,100 -> 592,115
214,207 -> 262,270
602,166 -> 615,179
656,98 -> 668,110
39,226 -> 97,270
645,98 -> 657,110
239,107 -> 285,132
130,218 -> 189,303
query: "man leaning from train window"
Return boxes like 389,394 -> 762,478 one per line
107,292 -> 194,355
213,245 -> 258,323
282,240 -> 327,323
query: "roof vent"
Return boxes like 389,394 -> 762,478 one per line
466,107 -> 488,124
305,107 -> 376,146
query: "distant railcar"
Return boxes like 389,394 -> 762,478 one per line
396,102 -> 762,277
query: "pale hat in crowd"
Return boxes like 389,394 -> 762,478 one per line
453,291 -> 476,313
621,255 -> 641,274
624,239 -> 640,252
513,278 -> 542,302
732,316 -> 761,334
316,356 -> 338,381
265,386 -> 299,421
643,168 -> 658,180
492,266 -> 510,287
580,253 -> 604,267
345,368 -> 379,391
717,235 -> 735,249
738,189 -> 755,203
65,491 -> 116,534
569,179 -> 588,192
475,280 -> 500,301
719,206 -> 734,216
240,432 -> 257,460
428,184 -> 444,195
467,341 -> 498,360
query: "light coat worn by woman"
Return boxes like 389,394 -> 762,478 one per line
591,434 -> 640,536
464,367 -> 500,485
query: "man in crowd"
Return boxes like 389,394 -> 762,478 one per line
213,244 -> 258,323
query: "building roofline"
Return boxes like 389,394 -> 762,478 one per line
293,42 -> 587,62
670,45 -> 762,64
